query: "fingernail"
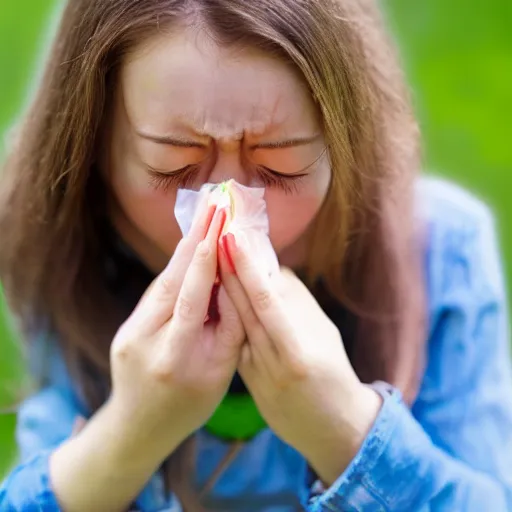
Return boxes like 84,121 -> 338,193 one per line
207,207 -> 228,242
220,235 -> 235,273
203,204 -> 218,239
224,233 -> 238,269
218,207 -> 227,231
225,232 -> 236,249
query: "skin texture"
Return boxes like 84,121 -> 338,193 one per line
105,25 -> 331,273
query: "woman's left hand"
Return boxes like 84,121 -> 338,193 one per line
219,233 -> 382,486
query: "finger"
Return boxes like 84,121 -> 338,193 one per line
168,207 -> 227,344
126,195 -> 214,336
141,193 -> 214,308
218,238 -> 260,334
213,285 -> 244,359
219,239 -> 280,372
187,193 -> 217,241
224,233 -> 299,359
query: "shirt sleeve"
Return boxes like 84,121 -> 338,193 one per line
0,342 -> 84,511
308,183 -> 512,511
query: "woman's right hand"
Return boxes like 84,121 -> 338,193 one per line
108,200 -> 245,456
50,200 -> 245,512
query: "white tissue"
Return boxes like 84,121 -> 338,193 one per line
174,180 -> 279,276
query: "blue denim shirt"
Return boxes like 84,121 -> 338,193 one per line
2,177 -> 512,511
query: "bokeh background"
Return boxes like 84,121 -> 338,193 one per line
0,0 -> 511,478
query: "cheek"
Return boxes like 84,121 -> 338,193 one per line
265,181 -> 328,251
109,166 -> 183,256
266,164 -> 331,250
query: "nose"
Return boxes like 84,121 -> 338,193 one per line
208,146 -> 254,187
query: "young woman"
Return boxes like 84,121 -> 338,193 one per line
1,0 -> 511,510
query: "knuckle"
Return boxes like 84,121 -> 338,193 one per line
288,360 -> 308,381
159,274 -> 177,296
111,335 -> 134,362
194,241 -> 212,262
254,289 -> 272,311
150,362 -> 205,395
176,296 -> 194,320
150,362 -> 177,385
274,360 -> 308,390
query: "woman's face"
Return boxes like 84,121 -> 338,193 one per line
106,25 -> 331,273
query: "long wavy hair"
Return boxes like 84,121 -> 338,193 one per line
0,0 -> 426,506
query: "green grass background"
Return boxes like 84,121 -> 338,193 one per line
0,1 -> 511,477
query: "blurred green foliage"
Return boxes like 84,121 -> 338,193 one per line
0,0 -> 511,478
0,1 -> 63,477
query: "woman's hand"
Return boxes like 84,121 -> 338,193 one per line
51,202 -> 245,512
219,233 -> 382,486
109,202 -> 245,457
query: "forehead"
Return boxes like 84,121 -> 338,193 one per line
119,25 -> 318,139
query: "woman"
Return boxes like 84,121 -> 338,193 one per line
1,0 -> 511,510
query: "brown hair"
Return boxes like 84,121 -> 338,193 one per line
0,0 -> 426,504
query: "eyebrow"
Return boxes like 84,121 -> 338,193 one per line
250,134 -> 322,150
137,130 -> 322,150
136,131 -> 207,148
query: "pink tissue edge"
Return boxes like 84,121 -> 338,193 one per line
174,181 -> 279,276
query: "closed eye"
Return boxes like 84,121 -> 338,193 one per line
253,165 -> 308,194
146,162 -> 306,194
145,164 -> 200,192
259,165 -> 308,179
145,149 -> 325,194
